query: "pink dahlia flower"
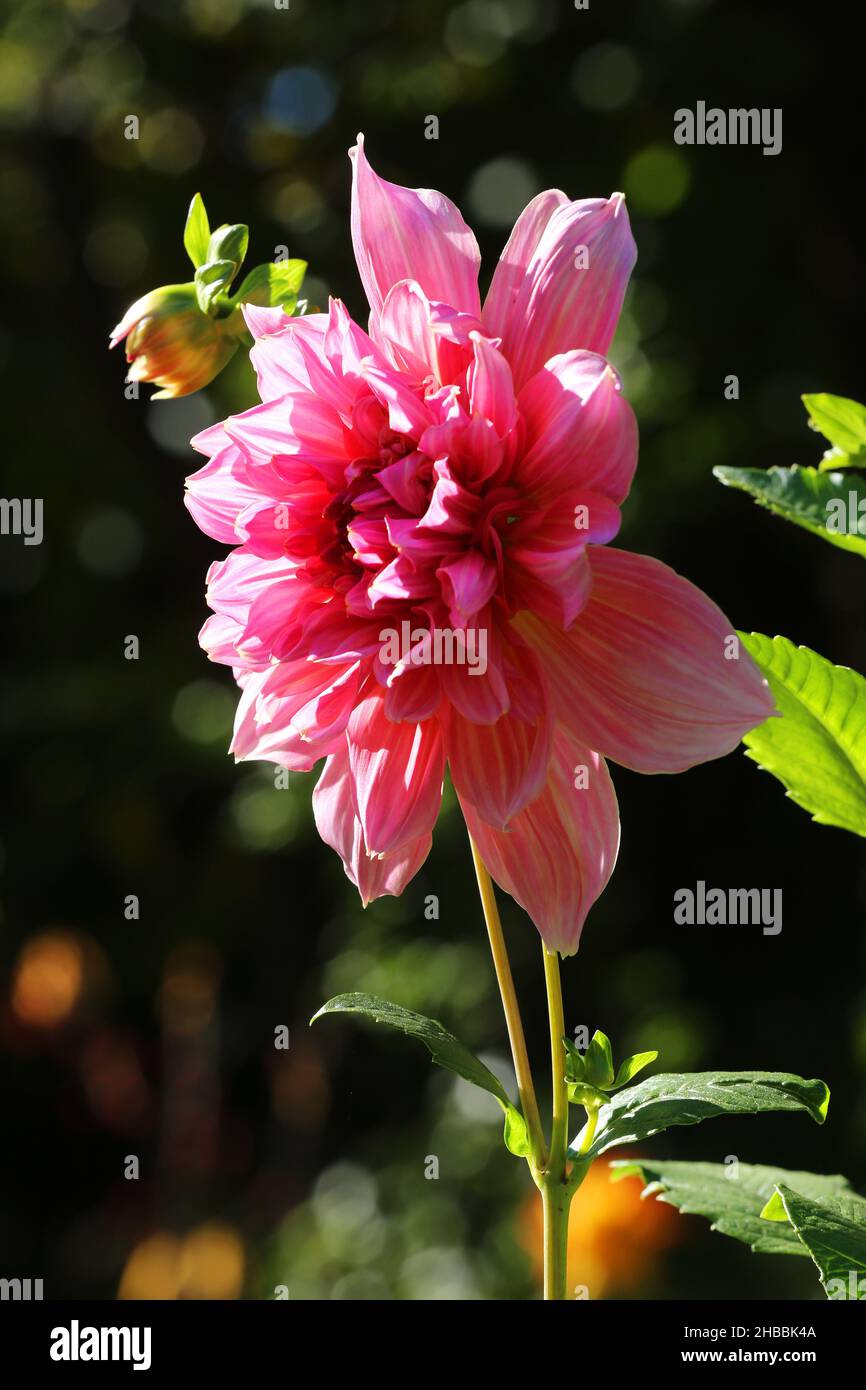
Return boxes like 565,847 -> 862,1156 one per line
185,135 -> 774,955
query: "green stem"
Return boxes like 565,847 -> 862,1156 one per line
577,1105 -> 599,1156
541,1179 -> 573,1301
468,836 -> 547,1173
542,946 -> 569,1178
540,945 -> 574,1300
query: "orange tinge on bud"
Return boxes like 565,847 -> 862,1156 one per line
109,284 -> 242,399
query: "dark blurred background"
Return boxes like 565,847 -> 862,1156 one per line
1,0 -> 864,1300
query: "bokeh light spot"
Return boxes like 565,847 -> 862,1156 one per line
118,1234 -> 183,1300
623,144 -> 691,216
445,2 -> 510,66
228,779 -> 299,852
139,107 -> 204,175
466,156 -> 540,228
572,43 -> 640,111
11,931 -> 85,1028
171,680 -> 235,745
264,67 -> 336,137
75,505 -> 144,577
146,392 -> 215,458
179,1224 -> 246,1299
264,176 -> 327,234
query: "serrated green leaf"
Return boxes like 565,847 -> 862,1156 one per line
611,1050 -> 658,1090
611,1158 -> 853,1256
713,464 -> 866,557
761,1184 -> 866,1298
183,192 -> 210,268
570,1071 -> 829,1159
802,392 -> 866,462
311,992 -> 530,1159
233,259 -> 307,310
585,1030 -> 614,1088
740,632 -> 866,837
194,259 -> 236,315
207,222 -> 248,271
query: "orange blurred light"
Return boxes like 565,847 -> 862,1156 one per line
11,930 -> 85,1028
118,1224 -> 245,1301
179,1223 -> 246,1300
117,1234 -> 184,1301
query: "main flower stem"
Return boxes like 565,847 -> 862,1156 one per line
540,945 -> 574,1300
542,946 -> 569,1177
468,837 -> 546,1172
541,1177 -> 572,1301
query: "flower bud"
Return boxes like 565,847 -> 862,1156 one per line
109,282 -> 243,399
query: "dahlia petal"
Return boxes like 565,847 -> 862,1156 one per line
447,657 -> 553,828
381,660 -> 443,723
460,724 -> 620,955
377,451 -> 431,514
291,664 -> 363,743
185,444 -> 266,544
323,297 -> 386,380
224,393 -> 346,466
467,333 -> 518,438
231,663 -> 354,769
242,304 -> 292,339
506,490 -> 621,627
367,553 -> 436,606
437,548 -> 499,624
516,546 -> 776,773
286,312 -> 367,418
508,548 -> 594,629
235,500 -> 295,558
417,470 -> 480,535
440,620 -> 510,724
205,548 -> 297,623
296,609 -> 384,664
377,279 -> 439,380
199,612 -> 251,668
191,420 -> 231,458
516,351 -> 638,504
245,309 -> 329,402
347,515 -> 394,568
484,194 -> 636,390
347,693 -> 445,855
482,188 -> 569,346
349,133 -> 481,320
313,748 -> 431,905
375,286 -> 479,389
361,362 -> 433,439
